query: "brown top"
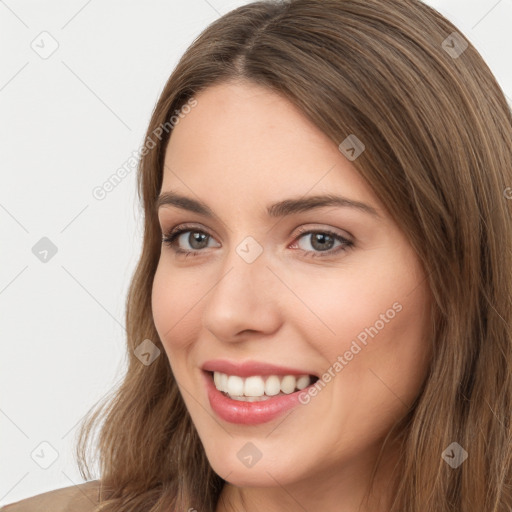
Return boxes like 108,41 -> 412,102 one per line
0,480 -> 101,512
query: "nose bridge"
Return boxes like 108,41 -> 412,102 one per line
214,233 -> 269,302
201,232 -> 281,338
234,234 -> 266,266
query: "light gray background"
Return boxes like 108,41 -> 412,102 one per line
1,0 -> 511,506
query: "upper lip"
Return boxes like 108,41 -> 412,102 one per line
202,359 -> 318,378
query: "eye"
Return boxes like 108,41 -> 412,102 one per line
162,224 -> 220,257
291,226 -> 354,259
161,224 -> 354,259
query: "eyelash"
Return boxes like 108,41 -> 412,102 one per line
161,224 -> 354,259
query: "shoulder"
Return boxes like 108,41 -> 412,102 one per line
0,480 -> 101,512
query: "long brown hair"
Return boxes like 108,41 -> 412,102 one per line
76,1 -> 512,510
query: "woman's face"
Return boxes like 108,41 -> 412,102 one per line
152,81 -> 432,493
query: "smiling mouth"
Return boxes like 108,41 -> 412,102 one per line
206,370 -> 319,402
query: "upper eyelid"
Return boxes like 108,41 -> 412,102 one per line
158,208 -> 356,236
163,223 -> 353,243
164,222 -> 221,240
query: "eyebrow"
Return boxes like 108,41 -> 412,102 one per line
155,191 -> 380,218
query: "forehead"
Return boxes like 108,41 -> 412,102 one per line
161,81 -> 380,215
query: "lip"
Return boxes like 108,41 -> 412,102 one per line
201,359 -> 319,425
202,369 -> 318,425
201,359 -> 318,378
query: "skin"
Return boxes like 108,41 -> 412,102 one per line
151,80 -> 433,512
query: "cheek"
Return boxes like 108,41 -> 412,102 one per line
291,263 -> 431,450
294,249 -> 431,384
151,263 -> 202,354
323,262 -> 431,415
282,263 -> 413,350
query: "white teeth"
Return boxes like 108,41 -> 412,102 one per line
230,395 -> 272,402
280,375 -> 296,394
227,375 -> 244,396
213,371 -> 222,389
244,375 -> 265,397
212,371 -> 314,399
220,373 -> 228,392
296,375 -> 310,390
265,375 -> 281,396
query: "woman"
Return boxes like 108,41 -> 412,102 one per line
3,0 -> 511,510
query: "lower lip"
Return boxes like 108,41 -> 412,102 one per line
203,371 -> 312,425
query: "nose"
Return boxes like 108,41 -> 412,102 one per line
201,241 -> 282,342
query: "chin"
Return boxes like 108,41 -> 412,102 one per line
200,437 -> 310,488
